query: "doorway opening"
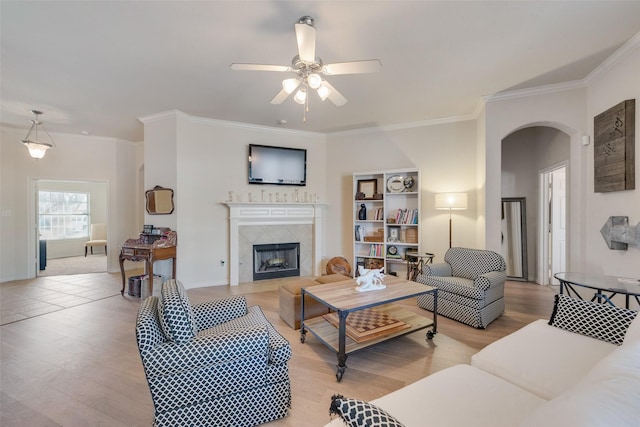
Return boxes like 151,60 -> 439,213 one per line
33,179 -> 108,277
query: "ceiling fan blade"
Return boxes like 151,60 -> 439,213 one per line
270,88 -> 291,105
322,59 -> 382,75
230,63 -> 291,72
320,80 -> 347,106
295,21 -> 316,63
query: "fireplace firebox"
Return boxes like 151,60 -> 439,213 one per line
253,242 -> 300,281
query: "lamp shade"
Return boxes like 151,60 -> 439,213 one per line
282,78 -> 300,94
22,141 -> 53,159
435,193 -> 468,210
293,87 -> 307,104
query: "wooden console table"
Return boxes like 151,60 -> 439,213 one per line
119,233 -> 177,296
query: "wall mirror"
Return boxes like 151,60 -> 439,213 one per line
501,197 -> 527,281
146,186 -> 174,215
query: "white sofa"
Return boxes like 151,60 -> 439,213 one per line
325,294 -> 640,427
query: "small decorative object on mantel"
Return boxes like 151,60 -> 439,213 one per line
355,266 -> 386,292
594,99 -> 635,193
600,216 -> 640,250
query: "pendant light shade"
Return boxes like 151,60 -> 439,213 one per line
21,110 -> 55,160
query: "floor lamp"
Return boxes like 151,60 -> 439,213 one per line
435,193 -> 468,248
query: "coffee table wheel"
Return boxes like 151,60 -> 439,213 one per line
336,366 -> 346,382
300,329 -> 306,343
426,330 -> 436,340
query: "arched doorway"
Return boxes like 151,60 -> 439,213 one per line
501,126 -> 570,284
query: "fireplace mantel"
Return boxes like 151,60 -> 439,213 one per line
224,202 -> 325,285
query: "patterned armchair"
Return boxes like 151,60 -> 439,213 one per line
135,279 -> 291,427
416,247 -> 506,328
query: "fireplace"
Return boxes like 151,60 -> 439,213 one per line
224,202 -> 325,285
253,242 -> 300,281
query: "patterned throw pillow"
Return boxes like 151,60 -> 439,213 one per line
329,394 -> 405,427
157,279 -> 197,344
549,294 -> 637,345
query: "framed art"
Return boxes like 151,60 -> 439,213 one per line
357,179 -> 377,199
388,226 -> 400,242
594,99 -> 635,192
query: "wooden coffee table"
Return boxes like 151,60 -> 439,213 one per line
300,275 -> 437,381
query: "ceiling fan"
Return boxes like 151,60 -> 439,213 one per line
230,16 -> 381,119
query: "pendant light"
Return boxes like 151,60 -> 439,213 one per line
21,110 -> 56,160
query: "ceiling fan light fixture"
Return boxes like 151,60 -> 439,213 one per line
293,87 -> 307,104
307,73 -> 322,89
316,83 -> 331,101
282,78 -> 300,94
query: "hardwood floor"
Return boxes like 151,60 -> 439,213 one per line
0,275 -> 556,426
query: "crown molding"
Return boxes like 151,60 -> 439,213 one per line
483,80 -> 586,104
484,31 -> 640,105
137,109 -> 189,124
584,31 -> 640,85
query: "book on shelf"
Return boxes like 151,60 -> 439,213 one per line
393,208 -> 419,224
368,243 -> 383,257
374,207 -> 384,220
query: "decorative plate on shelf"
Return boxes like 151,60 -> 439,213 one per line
386,176 -> 405,193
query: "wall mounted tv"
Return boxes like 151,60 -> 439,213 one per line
248,144 -> 307,186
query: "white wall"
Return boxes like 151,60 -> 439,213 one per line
485,88 -> 588,273
6,37 -> 632,289
486,40 -> 639,280
325,120 -> 479,265
0,126 -> 139,281
141,112 -> 327,288
585,44 -> 640,277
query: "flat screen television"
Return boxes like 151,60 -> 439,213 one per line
248,144 -> 307,186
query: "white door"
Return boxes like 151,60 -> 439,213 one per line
550,168 -> 566,284
538,164 -> 567,286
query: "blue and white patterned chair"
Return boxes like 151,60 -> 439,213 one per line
135,279 -> 291,427
416,247 -> 507,329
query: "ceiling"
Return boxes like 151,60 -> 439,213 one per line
2,1 -> 640,142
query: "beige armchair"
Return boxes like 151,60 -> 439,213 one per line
84,223 -> 107,256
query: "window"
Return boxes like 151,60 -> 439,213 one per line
38,191 -> 89,240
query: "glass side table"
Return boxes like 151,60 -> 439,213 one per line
554,272 -> 640,309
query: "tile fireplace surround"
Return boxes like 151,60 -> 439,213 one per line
224,202 -> 325,285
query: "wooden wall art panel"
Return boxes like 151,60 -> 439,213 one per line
594,99 -> 635,192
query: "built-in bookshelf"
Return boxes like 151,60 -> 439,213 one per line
353,168 -> 421,277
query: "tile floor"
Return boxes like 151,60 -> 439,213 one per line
0,272 -> 132,325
